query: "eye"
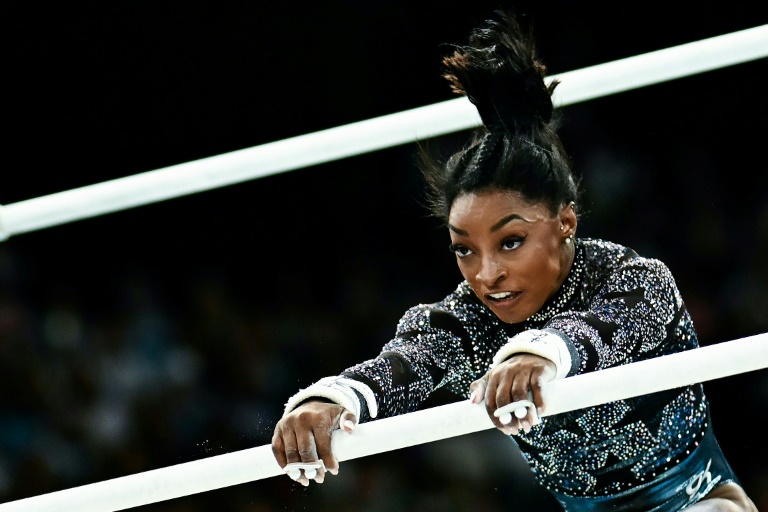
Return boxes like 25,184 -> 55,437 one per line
501,237 -> 525,251
448,243 -> 473,258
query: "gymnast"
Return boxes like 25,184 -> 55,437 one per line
272,10 -> 757,511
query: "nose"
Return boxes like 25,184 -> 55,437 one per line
475,256 -> 507,287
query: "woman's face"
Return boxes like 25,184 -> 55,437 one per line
448,189 -> 577,324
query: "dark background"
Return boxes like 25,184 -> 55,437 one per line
1,1 -> 767,511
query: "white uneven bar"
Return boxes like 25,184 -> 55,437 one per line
0,24 -> 767,240
2,332 -> 766,512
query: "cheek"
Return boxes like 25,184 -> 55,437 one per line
519,245 -> 561,286
456,258 -> 475,282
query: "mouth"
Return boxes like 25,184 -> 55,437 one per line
485,291 -> 521,303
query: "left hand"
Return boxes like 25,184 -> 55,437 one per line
469,353 -> 556,435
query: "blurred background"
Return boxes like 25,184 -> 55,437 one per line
1,1 -> 767,510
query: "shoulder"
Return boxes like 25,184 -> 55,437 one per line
581,238 -> 673,277
579,238 -> 680,305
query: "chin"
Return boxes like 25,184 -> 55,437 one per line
488,306 -> 526,325
498,314 -> 525,325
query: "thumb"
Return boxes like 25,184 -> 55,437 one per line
339,409 -> 358,432
469,376 -> 488,404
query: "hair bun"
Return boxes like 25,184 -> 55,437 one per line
442,10 -> 557,134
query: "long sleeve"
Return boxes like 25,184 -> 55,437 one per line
341,284 -> 506,421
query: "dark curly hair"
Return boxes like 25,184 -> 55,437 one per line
421,10 -> 581,222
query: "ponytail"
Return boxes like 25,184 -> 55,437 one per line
421,10 -> 579,222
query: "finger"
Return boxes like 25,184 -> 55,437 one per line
489,372 -> 516,430
494,399 -> 534,420
286,466 -> 303,482
339,409 -> 357,434
514,402 -> 530,433
498,411 -> 513,425
303,461 -> 326,483
494,407 -> 516,435
313,425 -> 337,480
484,371 -> 502,417
529,366 -> 547,417
283,461 -> 325,484
494,373 -> 514,410
279,431 -> 310,485
498,406 -> 524,426
295,428 -> 319,487
495,399 -> 532,435
271,426 -> 288,468
469,376 -> 487,404
499,413 -> 518,435
509,369 -> 530,404
530,405 -> 541,427
516,372 -> 536,433
513,372 -> 536,433
283,430 -> 302,465
518,388 -> 541,429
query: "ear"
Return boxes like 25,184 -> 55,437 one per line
558,202 -> 577,238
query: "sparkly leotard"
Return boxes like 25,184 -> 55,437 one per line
338,238 -> 738,509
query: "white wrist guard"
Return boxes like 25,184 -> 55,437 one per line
492,329 -> 572,380
283,376 -> 378,420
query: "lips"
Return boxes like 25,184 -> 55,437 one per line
485,290 -> 521,302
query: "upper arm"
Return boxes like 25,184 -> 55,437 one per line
342,304 -> 479,418
547,257 -> 683,374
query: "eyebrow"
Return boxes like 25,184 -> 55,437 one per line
448,213 -> 529,237
448,224 -> 469,236
491,213 -> 529,231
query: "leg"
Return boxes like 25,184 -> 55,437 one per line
685,483 -> 758,512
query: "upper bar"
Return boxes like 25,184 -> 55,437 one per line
0,24 -> 766,241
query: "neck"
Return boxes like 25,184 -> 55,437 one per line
557,238 -> 576,289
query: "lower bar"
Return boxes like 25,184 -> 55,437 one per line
2,333 -> 766,512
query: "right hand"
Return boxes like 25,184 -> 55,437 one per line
468,353 -> 555,435
271,400 -> 357,486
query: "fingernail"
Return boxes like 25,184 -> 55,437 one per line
329,467 -> 339,475
469,390 -> 477,403
342,419 -> 356,431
